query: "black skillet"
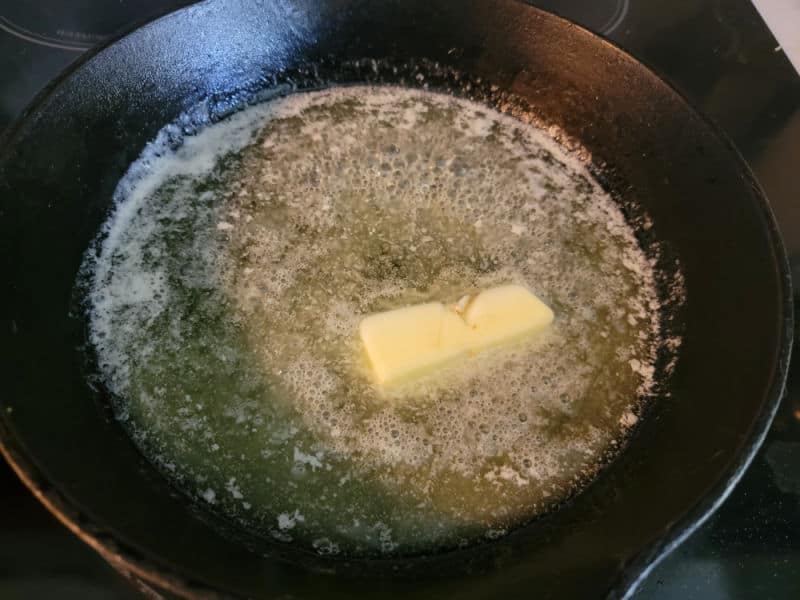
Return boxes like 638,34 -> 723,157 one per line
0,0 -> 792,598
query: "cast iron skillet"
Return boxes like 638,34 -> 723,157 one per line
0,0 -> 792,598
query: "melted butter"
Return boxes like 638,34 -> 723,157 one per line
83,86 -> 664,556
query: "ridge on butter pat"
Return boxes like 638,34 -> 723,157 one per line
359,284 -> 554,385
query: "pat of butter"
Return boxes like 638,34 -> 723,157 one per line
463,284 -> 554,351
359,284 -> 554,385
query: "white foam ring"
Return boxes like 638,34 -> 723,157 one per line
83,85 -> 681,555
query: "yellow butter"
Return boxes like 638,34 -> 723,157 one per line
359,302 -> 470,385
359,284 -> 553,385
463,284 -> 554,351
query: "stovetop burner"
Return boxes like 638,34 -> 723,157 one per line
536,0 -> 629,34
0,0 -> 183,50
0,1 -> 189,126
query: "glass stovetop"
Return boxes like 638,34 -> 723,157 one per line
1,1 -> 798,598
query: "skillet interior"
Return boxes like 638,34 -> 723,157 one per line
0,0 -> 791,598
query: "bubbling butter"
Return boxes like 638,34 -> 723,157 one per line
82,85 -> 672,557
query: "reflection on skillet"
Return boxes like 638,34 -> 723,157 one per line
78,85 -> 682,557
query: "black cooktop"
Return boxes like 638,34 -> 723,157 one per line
1,1 -> 799,598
